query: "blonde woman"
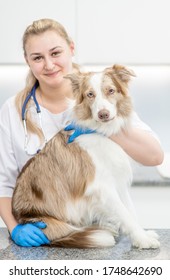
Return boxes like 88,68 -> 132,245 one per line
0,18 -> 164,247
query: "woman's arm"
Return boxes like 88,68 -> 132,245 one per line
0,197 -> 50,246
110,127 -> 164,166
0,197 -> 18,233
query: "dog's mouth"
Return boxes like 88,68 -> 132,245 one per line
96,116 -> 115,123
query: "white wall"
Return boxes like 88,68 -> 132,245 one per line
0,0 -> 76,63
0,0 -> 170,64
76,0 -> 170,64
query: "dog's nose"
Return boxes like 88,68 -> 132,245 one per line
98,109 -> 110,121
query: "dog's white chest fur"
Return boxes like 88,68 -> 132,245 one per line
66,134 -> 132,227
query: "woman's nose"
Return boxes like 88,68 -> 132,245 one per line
44,58 -> 55,71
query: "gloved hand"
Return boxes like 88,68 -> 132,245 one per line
11,222 -> 50,247
64,123 -> 95,143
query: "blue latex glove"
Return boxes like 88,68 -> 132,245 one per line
11,222 -> 50,247
64,123 -> 95,143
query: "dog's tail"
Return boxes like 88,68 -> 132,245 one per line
41,217 -> 115,248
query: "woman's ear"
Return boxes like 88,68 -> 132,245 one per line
70,41 -> 75,56
24,54 -> 29,66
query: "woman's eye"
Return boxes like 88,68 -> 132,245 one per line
52,51 -> 61,57
87,92 -> 94,98
34,56 -> 42,61
108,88 -> 115,95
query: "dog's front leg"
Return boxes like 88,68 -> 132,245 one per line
116,185 -> 138,221
108,189 -> 160,249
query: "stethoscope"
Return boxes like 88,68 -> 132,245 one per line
22,81 -> 47,155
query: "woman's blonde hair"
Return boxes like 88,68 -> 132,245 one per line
15,18 -> 74,139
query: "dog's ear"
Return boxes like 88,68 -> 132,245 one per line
106,64 -> 136,83
64,73 -> 82,93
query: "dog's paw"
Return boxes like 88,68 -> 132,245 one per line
132,230 -> 160,249
145,230 -> 159,239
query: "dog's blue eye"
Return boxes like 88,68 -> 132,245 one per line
87,92 -> 94,98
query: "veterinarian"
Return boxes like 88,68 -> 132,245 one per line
0,18 -> 164,247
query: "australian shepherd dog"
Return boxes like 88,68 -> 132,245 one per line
12,64 -> 160,249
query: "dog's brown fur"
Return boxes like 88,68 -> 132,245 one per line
12,131 -> 97,245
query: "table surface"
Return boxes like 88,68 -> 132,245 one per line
0,228 -> 170,260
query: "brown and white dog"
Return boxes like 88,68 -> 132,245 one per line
12,65 -> 160,249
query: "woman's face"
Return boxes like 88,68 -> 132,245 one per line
25,30 -> 74,88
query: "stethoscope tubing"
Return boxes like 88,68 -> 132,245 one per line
22,81 -> 40,120
21,81 -> 47,155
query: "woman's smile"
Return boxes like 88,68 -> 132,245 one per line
44,70 -> 61,77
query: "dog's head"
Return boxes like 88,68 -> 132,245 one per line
65,64 -> 135,135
